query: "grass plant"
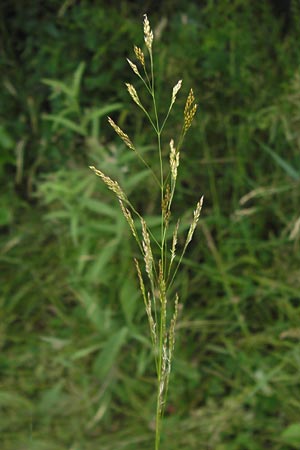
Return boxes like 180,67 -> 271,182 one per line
2,3 -> 300,449
90,14 -> 203,449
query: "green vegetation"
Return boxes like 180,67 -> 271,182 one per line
1,1 -> 300,449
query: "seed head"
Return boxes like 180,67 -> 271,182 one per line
186,196 -> 204,245
184,88 -> 198,133
184,89 -> 195,116
108,116 -> 135,151
162,184 -> 171,226
169,139 -> 180,183
134,45 -> 145,67
141,218 -> 154,283
170,219 -> 180,266
125,83 -> 142,107
171,80 -> 182,107
127,58 -> 140,76
143,14 -> 153,51
89,166 -> 127,201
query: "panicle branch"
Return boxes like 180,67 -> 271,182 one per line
184,88 -> 198,133
127,58 -> 140,76
141,217 -> 154,284
186,196 -> 204,246
171,80 -> 182,107
126,83 -> 142,108
143,14 -> 153,51
134,45 -> 145,67
89,166 -> 127,202
108,116 -> 135,151
169,139 -> 180,183
119,200 -> 138,242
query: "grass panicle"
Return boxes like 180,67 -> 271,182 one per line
134,45 -> 145,66
90,15 -> 202,450
108,116 -> 135,150
89,165 -> 127,201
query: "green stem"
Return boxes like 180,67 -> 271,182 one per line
149,48 -> 165,450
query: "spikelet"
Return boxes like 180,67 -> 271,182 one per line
119,200 -> 138,241
289,216 -> 300,240
158,259 -> 167,304
171,80 -> 182,107
89,166 -> 127,201
184,88 -> 195,117
125,83 -> 142,108
141,218 -> 154,283
186,196 -> 204,246
162,184 -> 171,225
184,88 -> 198,133
170,219 -> 180,266
127,58 -> 140,76
143,14 -> 153,51
169,139 -> 180,183
108,117 -> 135,151
147,292 -> 157,347
134,45 -> 145,67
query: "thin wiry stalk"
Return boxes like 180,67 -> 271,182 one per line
145,29 -> 166,450
90,14 -> 202,450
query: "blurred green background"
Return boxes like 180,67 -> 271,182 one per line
1,1 -> 300,449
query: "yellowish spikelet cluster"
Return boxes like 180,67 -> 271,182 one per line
162,184 -> 171,225
184,88 -> 198,133
141,218 -> 154,283
169,139 -> 179,182
186,196 -> 204,245
126,58 -> 140,76
143,14 -> 153,51
134,45 -> 145,67
158,259 -> 167,302
171,80 -> 182,107
89,166 -> 126,201
125,83 -> 142,107
170,219 -> 180,266
108,116 -> 135,151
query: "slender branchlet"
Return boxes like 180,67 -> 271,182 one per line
90,14 -> 203,450
119,200 -> 139,242
135,258 -> 157,351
